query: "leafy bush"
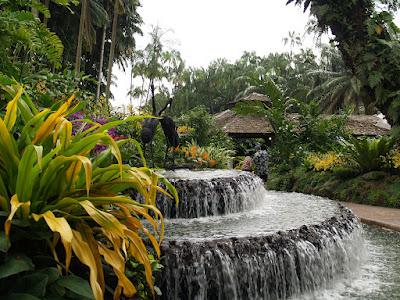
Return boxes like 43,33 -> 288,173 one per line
297,101 -> 350,153
22,69 -> 97,111
177,106 -> 233,149
331,166 -> 360,179
0,85 -> 177,299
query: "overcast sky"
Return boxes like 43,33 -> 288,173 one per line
111,0 -> 400,108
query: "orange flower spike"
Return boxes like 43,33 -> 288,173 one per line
190,146 -> 197,158
202,152 -> 209,160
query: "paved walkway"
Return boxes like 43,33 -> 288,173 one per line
341,202 -> 400,232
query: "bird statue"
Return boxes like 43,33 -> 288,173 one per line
140,80 -> 179,169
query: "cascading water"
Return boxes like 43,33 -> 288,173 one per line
156,170 -> 266,218
157,170 -> 363,300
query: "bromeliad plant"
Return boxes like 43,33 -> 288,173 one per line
176,140 -> 234,169
0,85 -> 177,299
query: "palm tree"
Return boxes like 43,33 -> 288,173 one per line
307,70 -> 365,113
128,26 -> 184,110
282,31 -> 302,53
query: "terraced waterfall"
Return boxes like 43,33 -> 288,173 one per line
157,170 -> 363,300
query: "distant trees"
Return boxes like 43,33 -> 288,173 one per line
168,44 -> 356,116
129,26 -> 185,110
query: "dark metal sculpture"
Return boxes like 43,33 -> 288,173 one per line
140,80 -> 179,168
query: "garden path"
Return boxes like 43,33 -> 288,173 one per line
342,202 -> 400,232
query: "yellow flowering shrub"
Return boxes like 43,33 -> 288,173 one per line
307,152 -> 343,172
35,80 -> 48,94
177,125 -> 195,135
391,149 -> 400,169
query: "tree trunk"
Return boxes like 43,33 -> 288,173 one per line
75,0 -> 88,74
129,57 -> 133,107
105,0 -> 119,105
96,25 -> 107,102
43,0 -> 50,26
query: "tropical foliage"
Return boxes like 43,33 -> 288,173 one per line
0,85 -> 177,299
145,42 -> 357,117
302,136 -> 397,177
0,0 -> 65,82
287,0 -> 400,126
0,0 -> 143,109
48,0 -> 143,100
344,136 -> 396,173
177,106 -> 233,148
129,26 -> 185,108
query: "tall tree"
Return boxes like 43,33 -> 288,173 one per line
286,0 -> 400,126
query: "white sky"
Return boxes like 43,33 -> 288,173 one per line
110,0 -> 400,109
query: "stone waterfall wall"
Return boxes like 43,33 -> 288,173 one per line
158,206 -> 361,300
156,172 -> 266,219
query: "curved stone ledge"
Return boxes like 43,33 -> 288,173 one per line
158,205 -> 360,300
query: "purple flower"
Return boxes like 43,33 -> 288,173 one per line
70,111 -> 85,120
68,112 -> 122,155
94,117 -> 108,125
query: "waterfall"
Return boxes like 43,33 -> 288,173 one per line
156,170 -> 363,300
156,171 -> 266,218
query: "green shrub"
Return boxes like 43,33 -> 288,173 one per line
332,166 -> 360,179
177,106 -> 233,149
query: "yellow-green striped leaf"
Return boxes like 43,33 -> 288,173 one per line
4,86 -> 23,130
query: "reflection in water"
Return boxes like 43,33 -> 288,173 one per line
298,225 -> 400,300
